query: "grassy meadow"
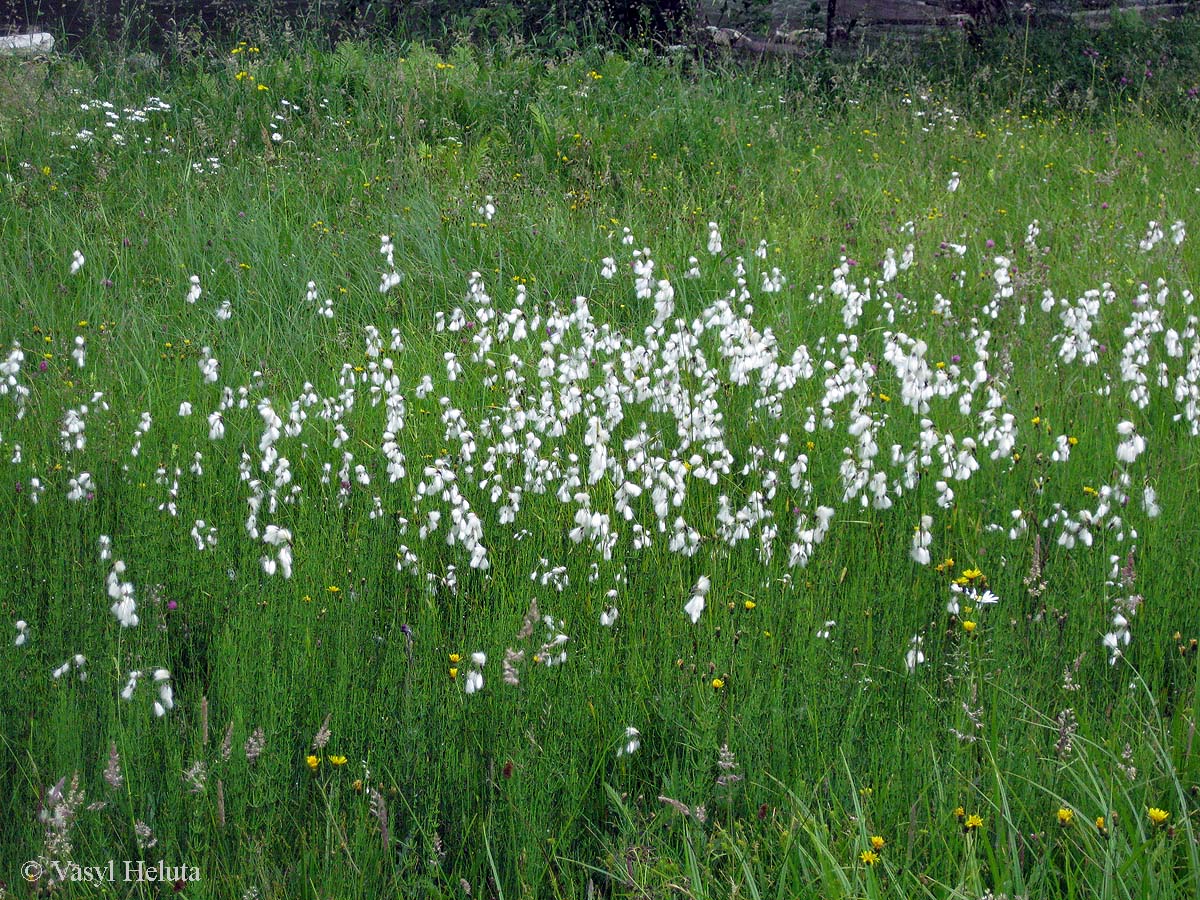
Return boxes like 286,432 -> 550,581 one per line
1,27 -> 1199,899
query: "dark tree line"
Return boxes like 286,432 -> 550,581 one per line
2,0 -> 696,47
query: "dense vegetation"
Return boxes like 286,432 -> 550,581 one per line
1,17 -> 1198,899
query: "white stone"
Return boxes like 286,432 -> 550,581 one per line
0,33 -> 54,55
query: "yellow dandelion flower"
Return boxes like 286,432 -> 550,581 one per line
305,755 -> 319,771
1148,807 -> 1169,827
870,835 -> 886,851
711,678 -> 725,690
859,849 -> 879,865
964,813 -> 984,832
449,667 -> 458,680
449,653 -> 462,664
1057,807 -> 1074,827
329,755 -> 348,766
744,600 -> 756,610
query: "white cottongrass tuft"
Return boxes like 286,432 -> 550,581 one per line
1139,221 -> 1164,252
379,235 -> 402,292
707,222 -> 722,255
1115,421 -> 1145,464
1142,485 -> 1160,517
910,515 -> 933,565
905,636 -> 925,673
107,561 -> 138,628
616,726 -> 641,757
685,576 -> 710,624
